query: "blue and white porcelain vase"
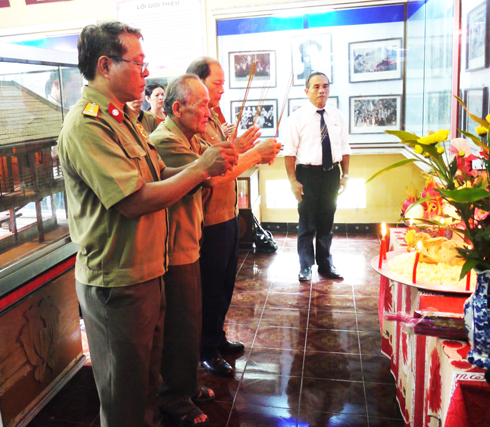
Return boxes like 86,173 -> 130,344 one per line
464,269 -> 490,370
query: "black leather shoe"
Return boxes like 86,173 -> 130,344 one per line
298,267 -> 312,281
201,355 -> 234,377
318,265 -> 343,279
218,340 -> 245,354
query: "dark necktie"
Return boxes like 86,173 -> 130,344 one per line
317,109 -> 332,170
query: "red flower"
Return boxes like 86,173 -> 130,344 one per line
402,331 -> 408,365
421,177 -> 443,218
450,360 -> 473,370
442,340 -> 464,349
426,348 -> 442,413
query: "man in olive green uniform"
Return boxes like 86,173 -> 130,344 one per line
58,22 -> 237,427
187,57 -> 282,377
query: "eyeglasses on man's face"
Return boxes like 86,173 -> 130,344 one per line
109,56 -> 149,74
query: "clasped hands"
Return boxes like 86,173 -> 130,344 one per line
230,125 -> 282,165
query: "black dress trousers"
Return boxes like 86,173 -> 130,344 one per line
296,164 -> 340,270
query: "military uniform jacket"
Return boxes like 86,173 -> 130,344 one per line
195,111 -> 238,227
58,86 -> 168,287
150,116 -> 206,266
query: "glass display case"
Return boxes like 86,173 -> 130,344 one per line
0,45 -> 81,274
0,43 -> 83,427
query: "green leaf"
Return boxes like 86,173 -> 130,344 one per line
385,130 -> 420,142
437,187 -> 489,203
460,259 -> 479,280
458,129 -> 489,153
366,158 -> 418,183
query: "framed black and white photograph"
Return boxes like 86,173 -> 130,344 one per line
466,1 -> 488,71
288,98 -> 306,115
291,33 -> 332,86
349,38 -> 403,83
327,96 -> 339,109
229,51 -> 276,89
427,91 -> 452,130
463,87 -> 488,132
230,99 -> 278,137
349,95 -> 401,134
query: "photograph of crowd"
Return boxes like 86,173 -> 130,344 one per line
349,95 -> 401,134
349,38 -> 402,82
230,99 -> 277,137
229,51 -> 276,88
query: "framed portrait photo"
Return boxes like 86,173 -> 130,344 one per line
349,95 -> 402,134
229,51 -> 276,89
349,38 -> 403,83
466,1 -> 488,71
291,33 -> 332,86
463,87 -> 488,132
230,99 -> 278,137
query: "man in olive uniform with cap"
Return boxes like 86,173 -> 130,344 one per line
57,22 -> 237,427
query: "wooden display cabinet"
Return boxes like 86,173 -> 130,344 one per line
237,166 -> 260,248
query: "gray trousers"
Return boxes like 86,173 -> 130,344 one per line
159,261 -> 202,415
76,277 -> 165,427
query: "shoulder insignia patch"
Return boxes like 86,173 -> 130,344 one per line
82,102 -> 99,117
108,103 -> 123,123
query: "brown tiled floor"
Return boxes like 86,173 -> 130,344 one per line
28,232 -> 405,427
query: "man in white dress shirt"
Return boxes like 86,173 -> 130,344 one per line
283,72 -> 351,282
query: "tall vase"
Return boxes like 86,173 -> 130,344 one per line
464,269 -> 490,370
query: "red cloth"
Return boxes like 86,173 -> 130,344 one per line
445,382 -> 490,426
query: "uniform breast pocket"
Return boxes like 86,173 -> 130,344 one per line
119,141 -> 147,174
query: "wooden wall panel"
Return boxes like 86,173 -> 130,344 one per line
0,267 -> 83,427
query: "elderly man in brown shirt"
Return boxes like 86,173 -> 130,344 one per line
151,73 -> 280,426
187,57 -> 282,378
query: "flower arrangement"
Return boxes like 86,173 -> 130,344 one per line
368,96 -> 490,277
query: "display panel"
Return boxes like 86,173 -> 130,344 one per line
216,4 -> 405,146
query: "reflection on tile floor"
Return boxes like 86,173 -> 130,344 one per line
27,232 -> 404,427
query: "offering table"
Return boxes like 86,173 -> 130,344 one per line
372,228 -> 490,426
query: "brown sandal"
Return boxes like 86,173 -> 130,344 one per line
191,385 -> 215,405
165,406 -> 208,427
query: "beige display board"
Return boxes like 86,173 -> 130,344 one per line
116,0 -> 206,78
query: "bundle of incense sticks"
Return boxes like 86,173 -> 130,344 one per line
232,60 -> 257,141
275,72 -> 294,138
252,82 -> 271,127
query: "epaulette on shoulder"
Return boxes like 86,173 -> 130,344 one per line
82,102 -> 99,118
